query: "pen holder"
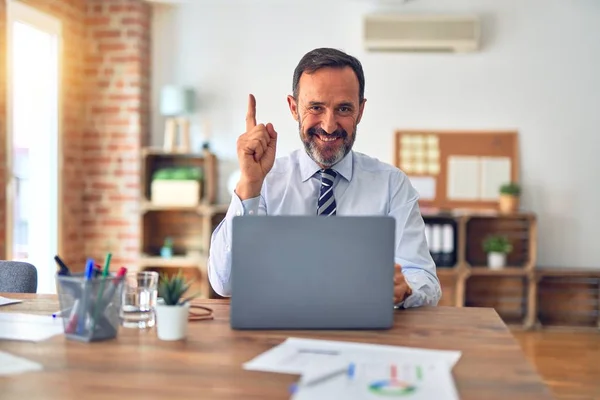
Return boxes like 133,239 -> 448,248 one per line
56,273 -> 124,342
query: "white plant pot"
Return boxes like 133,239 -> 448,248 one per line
488,252 -> 506,270
155,301 -> 190,341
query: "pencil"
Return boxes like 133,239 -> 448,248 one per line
289,363 -> 355,393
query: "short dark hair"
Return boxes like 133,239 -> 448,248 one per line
292,48 -> 365,103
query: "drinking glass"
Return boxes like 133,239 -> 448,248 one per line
120,271 -> 159,328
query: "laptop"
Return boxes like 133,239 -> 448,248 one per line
230,215 -> 396,330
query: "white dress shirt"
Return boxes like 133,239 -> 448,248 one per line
208,149 -> 442,308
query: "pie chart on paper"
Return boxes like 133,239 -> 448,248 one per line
368,379 -> 417,396
367,365 -> 422,397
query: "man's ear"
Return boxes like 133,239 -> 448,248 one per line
287,95 -> 299,122
356,98 -> 367,124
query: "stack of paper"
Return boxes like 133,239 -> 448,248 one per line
0,351 -> 43,375
243,337 -> 462,400
0,296 -> 23,307
0,313 -> 64,342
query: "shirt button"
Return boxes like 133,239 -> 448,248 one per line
236,211 -> 241,216
249,210 -> 254,215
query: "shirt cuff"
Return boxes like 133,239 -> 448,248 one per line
401,270 -> 441,308
231,190 -> 260,216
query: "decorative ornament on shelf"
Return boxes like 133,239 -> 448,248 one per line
160,236 -> 173,258
482,235 -> 513,270
156,271 -> 201,341
160,85 -> 195,153
498,182 -> 521,214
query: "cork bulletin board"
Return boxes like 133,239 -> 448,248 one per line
393,130 -> 519,211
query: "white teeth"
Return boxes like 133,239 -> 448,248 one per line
319,135 -> 337,142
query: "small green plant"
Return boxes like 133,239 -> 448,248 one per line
483,235 -> 513,254
500,182 -> 521,196
152,167 -> 203,181
158,270 -> 201,306
163,237 -> 173,249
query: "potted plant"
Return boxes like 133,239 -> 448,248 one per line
499,182 -> 521,213
155,271 -> 200,341
482,235 -> 513,270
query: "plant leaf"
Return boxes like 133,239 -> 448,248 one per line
179,291 -> 202,305
156,270 -> 195,305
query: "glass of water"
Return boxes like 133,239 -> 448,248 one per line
120,271 -> 159,328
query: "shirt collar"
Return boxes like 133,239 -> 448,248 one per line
299,148 -> 354,182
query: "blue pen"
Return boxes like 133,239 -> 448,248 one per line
52,307 -> 72,318
77,258 -> 95,335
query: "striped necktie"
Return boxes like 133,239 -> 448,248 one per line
317,169 -> 337,216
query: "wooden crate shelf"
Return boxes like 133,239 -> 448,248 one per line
141,148 -> 218,205
532,268 -> 600,330
424,211 -> 537,328
138,255 -> 205,268
467,267 -> 530,276
437,271 -> 462,307
140,203 -> 198,213
436,268 -> 460,277
465,214 -> 535,268
137,147 -> 228,299
141,210 -> 204,257
139,201 -> 229,215
465,276 -> 528,326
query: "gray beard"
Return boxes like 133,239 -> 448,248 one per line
300,123 -> 356,168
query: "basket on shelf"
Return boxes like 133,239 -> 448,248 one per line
151,166 -> 203,207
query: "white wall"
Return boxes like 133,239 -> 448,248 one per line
151,0 -> 600,268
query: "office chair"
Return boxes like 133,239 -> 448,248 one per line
0,261 -> 38,293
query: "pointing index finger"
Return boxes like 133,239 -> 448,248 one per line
246,94 -> 257,132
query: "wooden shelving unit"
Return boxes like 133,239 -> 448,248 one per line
424,210 -> 538,329
425,210 -> 600,331
138,255 -> 204,268
137,147 -> 228,299
532,268 -> 600,331
468,267 -> 530,276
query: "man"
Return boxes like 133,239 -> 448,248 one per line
208,47 -> 441,308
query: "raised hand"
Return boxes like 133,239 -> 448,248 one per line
235,94 -> 278,200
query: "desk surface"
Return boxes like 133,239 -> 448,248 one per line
0,294 -> 553,400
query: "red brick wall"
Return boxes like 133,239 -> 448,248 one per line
0,0 -> 151,274
83,0 -> 151,268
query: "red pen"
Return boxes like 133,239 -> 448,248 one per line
65,299 -> 80,334
98,267 -> 127,306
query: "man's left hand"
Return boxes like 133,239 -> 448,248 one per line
394,264 -> 413,304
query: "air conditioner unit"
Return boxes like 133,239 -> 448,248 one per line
364,14 -> 480,53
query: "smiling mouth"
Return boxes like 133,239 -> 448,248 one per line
316,135 -> 340,143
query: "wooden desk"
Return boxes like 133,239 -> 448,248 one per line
0,294 -> 553,399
